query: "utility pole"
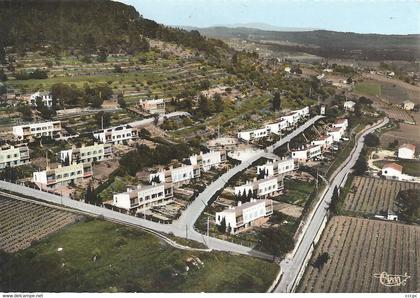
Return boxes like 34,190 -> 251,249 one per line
207,216 -> 210,237
185,224 -> 188,239
46,151 -> 49,169
101,114 -> 104,130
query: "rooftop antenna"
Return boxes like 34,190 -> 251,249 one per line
46,151 -> 49,169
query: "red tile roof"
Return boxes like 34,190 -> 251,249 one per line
335,119 -> 347,124
399,143 -> 416,151
383,162 -> 403,172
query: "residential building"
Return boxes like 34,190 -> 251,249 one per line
266,119 -> 288,135
398,144 -> 416,160
215,199 -> 273,234
0,145 -> 30,169
150,164 -> 200,187
112,183 -> 174,212
30,91 -> 53,107
281,112 -> 300,126
311,135 -> 334,149
139,98 -> 166,114
257,158 -> 295,177
327,127 -> 344,142
333,118 -> 349,131
93,124 -> 137,144
13,121 -> 61,140
344,100 -> 356,111
32,163 -> 93,187
234,176 -> 283,199
381,163 -> 403,180
402,100 -> 415,111
291,145 -> 322,162
238,127 -> 269,141
190,150 -> 225,172
60,143 -> 112,164
292,106 -> 310,118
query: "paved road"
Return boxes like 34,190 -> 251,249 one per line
0,115 -> 322,260
274,117 -> 389,293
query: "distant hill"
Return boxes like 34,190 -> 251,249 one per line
191,26 -> 420,61
0,0 -> 228,56
179,23 -> 318,32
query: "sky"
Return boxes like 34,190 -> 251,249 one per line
118,0 -> 420,35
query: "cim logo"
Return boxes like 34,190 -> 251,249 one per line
373,272 -> 411,287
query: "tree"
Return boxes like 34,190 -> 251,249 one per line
17,105 -> 32,121
364,133 -> 380,147
353,156 -> 368,176
395,189 -> 420,224
218,217 -> 226,233
213,94 -> 224,113
138,128 -> 151,139
0,166 -> 19,182
312,252 -> 330,269
259,227 -> 294,258
85,185 -> 99,204
117,96 -> 126,109
272,92 -> 281,111
197,95 -> 211,117
95,111 -> 111,129
329,186 -> 340,214
97,49 -> 107,62
0,69 -> 7,81
358,96 -> 372,105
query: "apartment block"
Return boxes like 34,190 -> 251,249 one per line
13,121 -> 61,140
112,183 -> 174,211
0,145 -> 30,169
215,199 -> 273,234
139,98 -> 166,114
60,143 -> 112,164
93,124 -> 137,144
32,162 -> 93,187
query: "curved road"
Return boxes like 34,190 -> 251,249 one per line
274,117 -> 389,292
0,116 -> 323,260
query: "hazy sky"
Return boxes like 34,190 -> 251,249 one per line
118,0 -> 419,34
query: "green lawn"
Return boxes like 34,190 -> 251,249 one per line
278,178 -> 315,206
354,82 -> 382,97
0,219 -> 278,292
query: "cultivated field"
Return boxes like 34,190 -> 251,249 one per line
343,176 -> 420,215
0,196 -> 82,253
371,98 -> 414,122
298,216 -> 420,293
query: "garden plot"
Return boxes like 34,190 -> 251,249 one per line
343,176 -> 420,215
298,216 -> 420,293
0,196 -> 82,253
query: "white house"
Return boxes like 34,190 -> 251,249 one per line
291,145 -> 322,162
30,91 -> 53,107
292,106 -> 310,118
398,144 -> 416,160
333,118 -> 349,131
281,112 -> 300,126
311,135 -> 334,149
13,121 -> 62,140
138,98 -> 166,114
93,124 -> 138,144
32,163 -> 93,188
235,176 -> 283,199
257,158 -> 295,178
207,137 -> 239,151
215,199 -> 273,234
344,101 -> 356,111
238,127 -> 269,141
60,143 -> 112,164
150,164 -> 201,186
327,127 -> 344,142
190,151 -> 225,172
112,183 -> 173,212
0,145 -> 30,169
381,163 -> 403,180
266,119 -> 288,135
402,100 -> 415,111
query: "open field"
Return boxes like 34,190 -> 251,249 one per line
298,216 -> 420,293
364,73 -> 420,105
371,97 -> 414,122
343,176 -> 420,215
0,219 -> 278,292
354,82 -> 381,97
381,112 -> 420,148
0,196 -> 82,253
